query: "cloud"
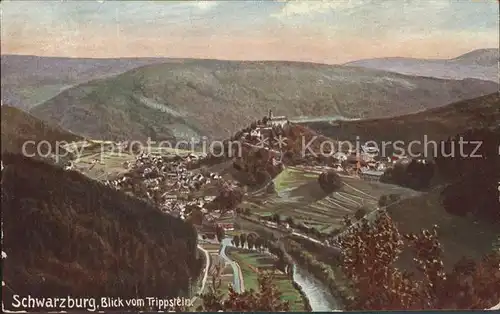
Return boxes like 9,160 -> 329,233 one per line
185,0 -> 219,11
269,0 -> 497,39
271,0 -> 366,18
1,0 -> 497,63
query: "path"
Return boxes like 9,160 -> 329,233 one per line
220,238 -> 245,293
191,245 -> 210,303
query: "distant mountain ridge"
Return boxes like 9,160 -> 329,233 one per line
1,55 -> 171,109
29,59 -> 498,142
450,48 -> 499,66
344,48 -> 499,82
302,92 -> 500,147
2,49 -> 498,109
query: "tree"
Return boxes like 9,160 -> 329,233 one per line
381,158 -> 434,190
354,207 -> 368,220
199,272 -> 290,311
232,235 -> 240,248
216,183 -> 244,211
255,237 -> 263,251
247,235 -> 255,249
240,233 -> 247,248
246,233 -> 258,250
188,208 -> 203,225
272,213 -> 281,225
339,211 -> 500,310
215,225 -> 225,242
318,170 -> 343,192
378,195 -> 388,207
343,214 -> 352,227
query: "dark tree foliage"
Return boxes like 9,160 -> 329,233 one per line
240,233 -> 247,248
215,225 -> 225,242
232,235 -> 240,247
354,207 -> 368,220
339,212 -> 500,310
188,208 -> 203,225
318,170 -> 343,192
199,272 -> 291,311
378,194 -> 401,207
435,127 -> 500,222
272,213 -> 281,225
1,153 -> 202,311
247,234 -> 256,249
380,158 -> 435,190
213,182 -> 244,211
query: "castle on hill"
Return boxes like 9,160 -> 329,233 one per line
267,109 -> 288,126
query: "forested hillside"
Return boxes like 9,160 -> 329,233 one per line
30,60 -> 498,141
1,153 -> 202,311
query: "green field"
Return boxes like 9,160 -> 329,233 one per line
227,249 -> 306,311
193,242 -> 233,307
388,188 -> 499,271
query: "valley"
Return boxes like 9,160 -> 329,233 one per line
4,91 -> 496,310
1,25 -> 499,310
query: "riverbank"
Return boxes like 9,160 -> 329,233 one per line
236,216 -> 350,309
291,274 -> 313,312
292,265 -> 341,311
285,238 -> 351,309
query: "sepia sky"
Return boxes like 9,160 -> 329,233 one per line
1,0 -> 498,63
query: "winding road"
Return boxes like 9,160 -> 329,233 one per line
220,238 -> 245,293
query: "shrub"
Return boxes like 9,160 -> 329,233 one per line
318,170 -> 343,192
354,207 -> 368,220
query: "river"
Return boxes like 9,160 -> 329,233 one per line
220,238 -> 341,311
289,115 -> 360,123
292,264 -> 341,311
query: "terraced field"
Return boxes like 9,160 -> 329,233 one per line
243,167 -> 420,234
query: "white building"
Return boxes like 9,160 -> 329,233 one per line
267,110 -> 288,127
361,144 -> 379,155
333,152 -> 348,162
250,129 -> 261,138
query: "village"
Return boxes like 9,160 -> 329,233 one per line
102,149 -> 241,237
230,109 -> 409,183
60,108 -> 423,243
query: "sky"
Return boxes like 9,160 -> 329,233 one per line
1,0 -> 498,63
